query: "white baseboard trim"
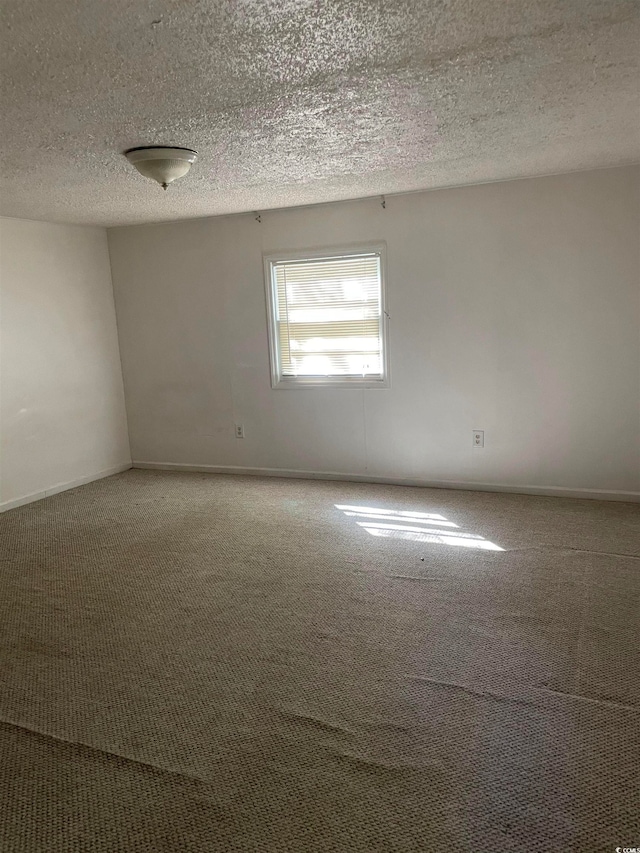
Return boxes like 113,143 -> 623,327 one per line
131,461 -> 640,503
0,462 -> 133,513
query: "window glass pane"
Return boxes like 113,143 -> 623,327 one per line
271,253 -> 384,379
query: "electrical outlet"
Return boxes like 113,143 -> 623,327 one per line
473,430 -> 484,448
235,424 -> 245,439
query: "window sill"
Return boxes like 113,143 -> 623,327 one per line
272,377 -> 390,390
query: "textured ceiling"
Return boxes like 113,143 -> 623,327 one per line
1,0 -> 639,226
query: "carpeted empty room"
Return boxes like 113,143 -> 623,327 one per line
0,470 -> 639,851
1,1 -> 640,851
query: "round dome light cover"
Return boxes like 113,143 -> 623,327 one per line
125,146 -> 197,189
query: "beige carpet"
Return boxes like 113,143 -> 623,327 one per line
0,470 -> 638,852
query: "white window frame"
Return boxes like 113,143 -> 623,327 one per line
263,244 -> 390,390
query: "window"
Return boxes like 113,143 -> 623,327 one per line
264,246 -> 389,388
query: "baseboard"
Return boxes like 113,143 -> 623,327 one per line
0,462 -> 133,513
131,461 -> 640,503
3,458 -> 634,511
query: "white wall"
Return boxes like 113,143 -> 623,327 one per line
108,167 -> 640,498
0,218 -> 131,509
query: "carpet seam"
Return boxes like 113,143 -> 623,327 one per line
403,676 -> 640,713
0,717 -> 213,788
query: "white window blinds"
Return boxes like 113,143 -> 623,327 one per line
268,251 -> 386,383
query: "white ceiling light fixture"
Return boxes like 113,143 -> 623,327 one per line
124,146 -> 197,190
